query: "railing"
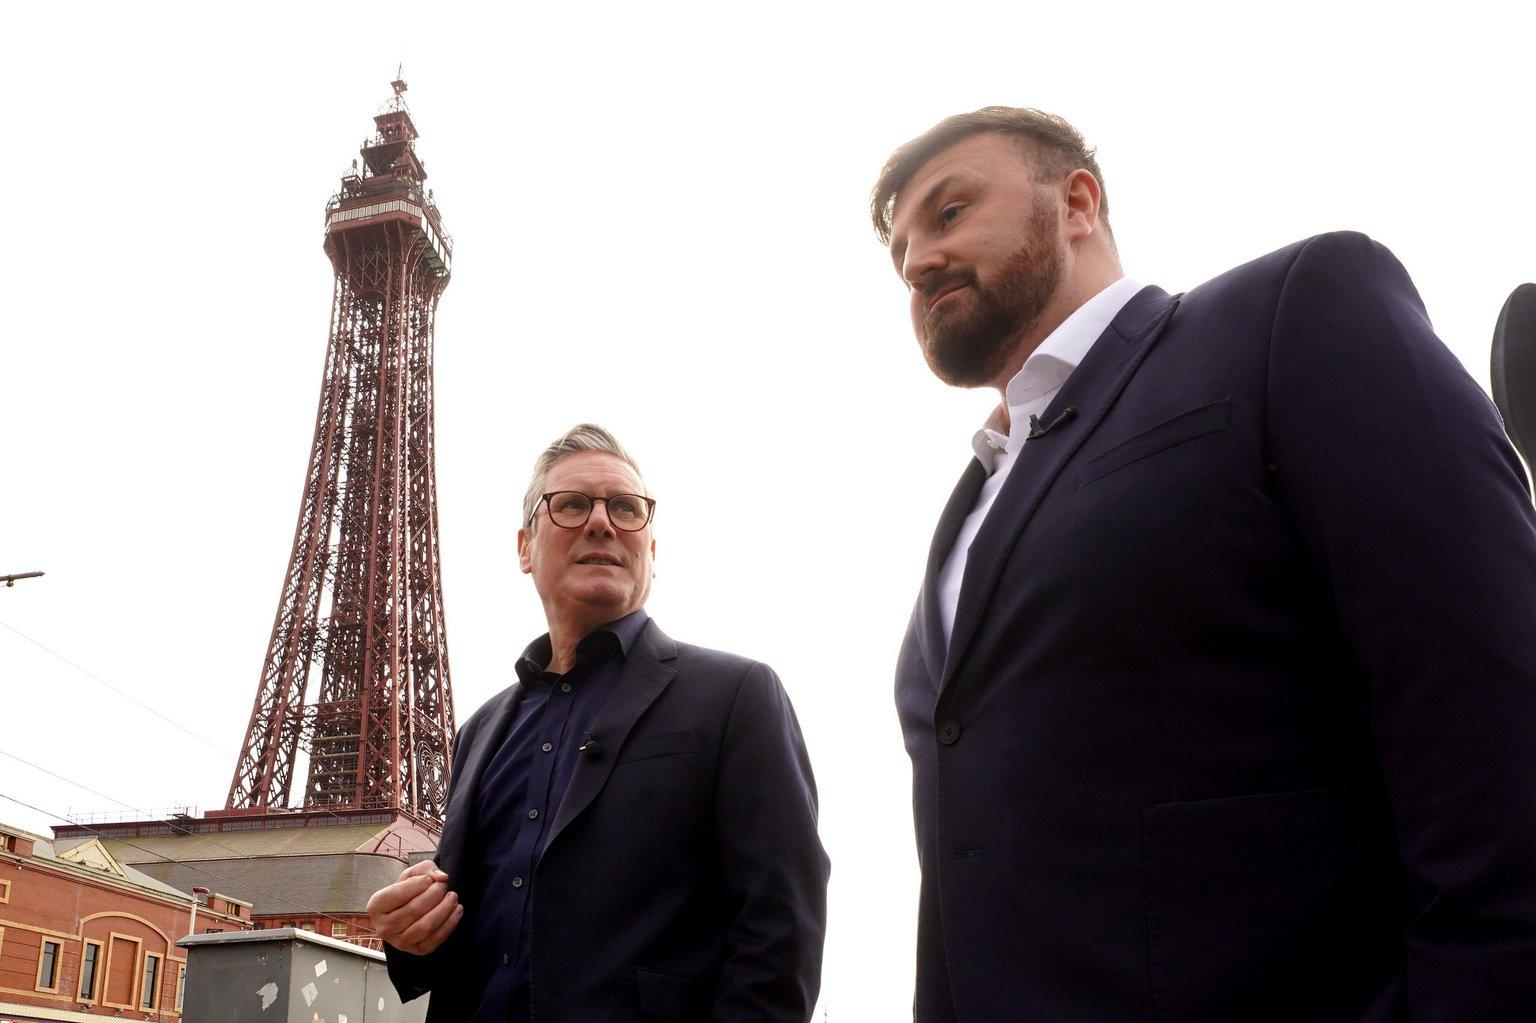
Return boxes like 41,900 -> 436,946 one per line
65,806 -> 199,826
324,183 -> 454,257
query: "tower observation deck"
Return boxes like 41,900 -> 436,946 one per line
224,77 -> 457,831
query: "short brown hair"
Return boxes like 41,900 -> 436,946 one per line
870,106 -> 1110,244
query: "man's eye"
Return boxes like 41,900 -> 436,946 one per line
939,204 -> 962,226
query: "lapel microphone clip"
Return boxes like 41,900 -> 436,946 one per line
1027,406 -> 1078,440
579,734 -> 602,761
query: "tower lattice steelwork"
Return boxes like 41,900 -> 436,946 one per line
226,77 -> 456,829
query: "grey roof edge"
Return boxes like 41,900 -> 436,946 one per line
130,849 -> 413,866
178,926 -> 384,962
9,841 -> 205,905
0,820 -> 51,842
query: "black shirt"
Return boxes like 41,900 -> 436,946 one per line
464,609 -> 649,1023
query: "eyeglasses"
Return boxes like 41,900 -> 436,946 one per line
535,491 -> 656,532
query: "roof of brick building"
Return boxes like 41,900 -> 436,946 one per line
127,852 -> 404,916
96,822 -> 403,861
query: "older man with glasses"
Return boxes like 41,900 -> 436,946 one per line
370,424 -> 829,1023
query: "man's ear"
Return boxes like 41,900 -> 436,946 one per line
517,527 -> 533,574
1062,168 -> 1102,240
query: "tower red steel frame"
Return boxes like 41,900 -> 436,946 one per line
227,79 -> 455,828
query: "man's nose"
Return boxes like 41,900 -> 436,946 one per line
585,501 -> 616,536
902,238 -> 947,291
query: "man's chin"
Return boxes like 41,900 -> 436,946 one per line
923,335 -> 1003,388
569,585 -> 639,617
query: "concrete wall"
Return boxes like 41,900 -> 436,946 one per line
178,928 -> 427,1023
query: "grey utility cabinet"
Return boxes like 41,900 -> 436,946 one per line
178,927 -> 429,1023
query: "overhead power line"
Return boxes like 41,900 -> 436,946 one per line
0,618 -> 405,834
0,618 -> 226,756
0,748 -> 304,869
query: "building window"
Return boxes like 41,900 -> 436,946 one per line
80,940 -> 101,1000
331,922 -> 348,937
37,940 -> 61,991
0,877 -> 11,902
176,965 -> 186,1012
141,953 -> 161,1009
300,922 -> 316,932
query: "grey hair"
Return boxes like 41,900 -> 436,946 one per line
521,423 -> 647,529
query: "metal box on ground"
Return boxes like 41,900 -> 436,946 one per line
179,927 -> 428,1023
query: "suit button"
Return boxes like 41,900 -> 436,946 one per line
938,720 -> 961,745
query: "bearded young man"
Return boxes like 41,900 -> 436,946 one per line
368,425 -> 829,1023
876,108 -> 1536,1021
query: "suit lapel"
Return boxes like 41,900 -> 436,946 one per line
545,619 -> 678,849
436,680 -> 524,880
942,286 -> 1181,689
917,459 -> 987,688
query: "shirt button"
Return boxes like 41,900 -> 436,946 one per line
560,682 -> 572,693
938,720 -> 962,745
541,742 -> 553,753
502,953 -> 510,965
511,877 -> 524,888
527,809 -> 540,820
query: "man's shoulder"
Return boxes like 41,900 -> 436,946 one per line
667,635 -> 766,682
639,622 -> 773,689
1188,231 -> 1394,300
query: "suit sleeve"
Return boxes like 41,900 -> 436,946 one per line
711,661 -> 831,1023
1266,232 -> 1536,1016
383,941 -> 435,1002
383,719 -> 475,1003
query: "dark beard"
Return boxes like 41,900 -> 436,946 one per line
919,202 -> 1063,388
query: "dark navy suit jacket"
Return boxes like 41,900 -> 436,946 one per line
388,618 -> 829,1022
897,232 -> 1536,1021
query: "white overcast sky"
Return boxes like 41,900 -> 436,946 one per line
3,2 -> 1533,1018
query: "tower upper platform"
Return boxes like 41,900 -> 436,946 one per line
324,78 -> 451,276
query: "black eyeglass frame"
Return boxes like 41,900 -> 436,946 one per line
532,491 -> 657,532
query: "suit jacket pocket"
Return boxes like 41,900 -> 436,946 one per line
1077,398 -> 1231,489
617,729 -> 709,763
1141,785 -> 1403,1022
634,966 -> 709,1020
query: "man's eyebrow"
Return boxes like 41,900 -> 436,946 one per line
889,171 -> 972,270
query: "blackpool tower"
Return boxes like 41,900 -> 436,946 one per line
225,76 -> 456,830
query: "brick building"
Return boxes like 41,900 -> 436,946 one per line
50,809 -> 435,951
0,822 -> 250,1023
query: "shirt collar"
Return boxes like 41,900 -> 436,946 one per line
516,608 -> 650,682
971,276 -> 1144,472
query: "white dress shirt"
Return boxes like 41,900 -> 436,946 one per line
937,277 -> 1145,643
